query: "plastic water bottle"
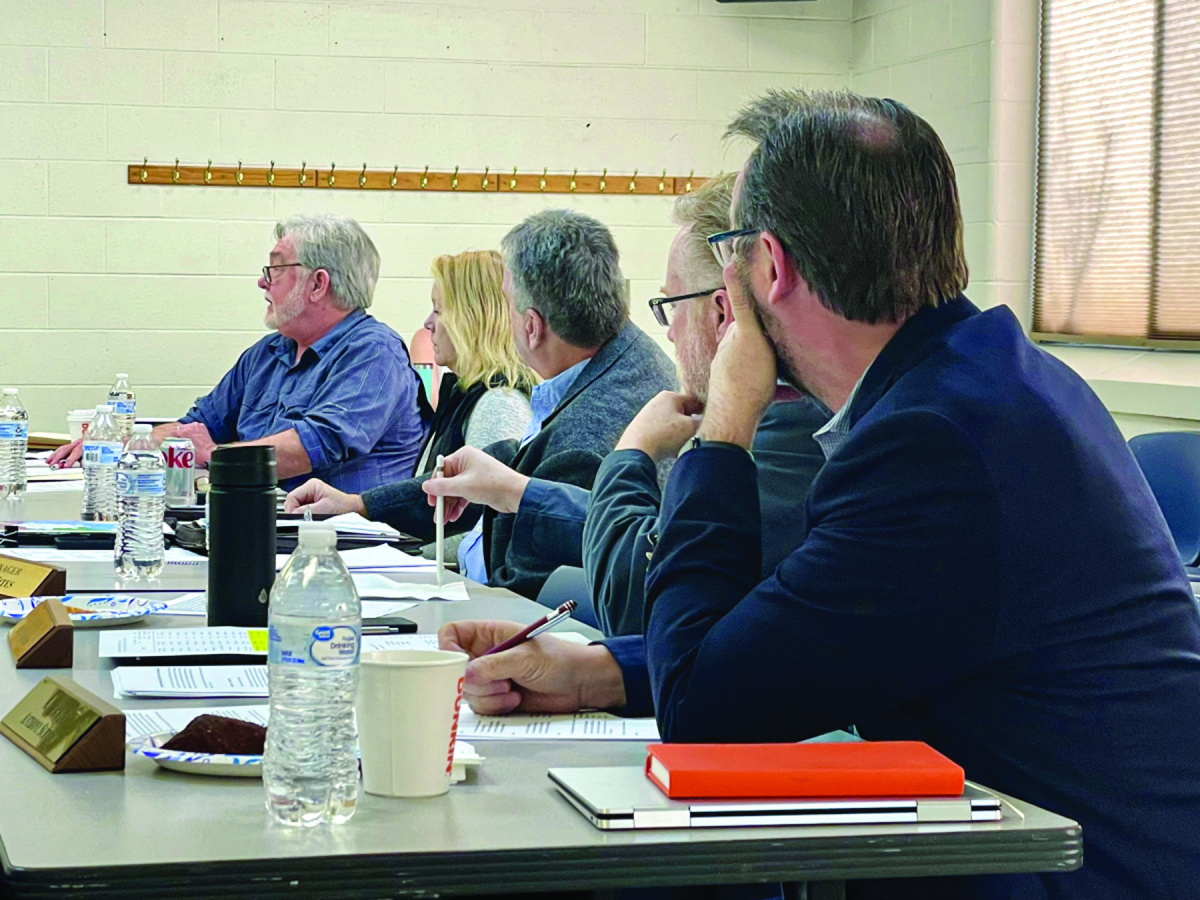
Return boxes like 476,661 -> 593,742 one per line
107,373 -> 136,440
115,424 -> 165,579
0,388 -> 28,500
82,405 -> 122,521
264,522 -> 361,827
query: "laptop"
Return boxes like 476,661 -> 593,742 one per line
549,766 -> 1004,831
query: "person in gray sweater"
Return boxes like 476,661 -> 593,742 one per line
286,209 -> 676,600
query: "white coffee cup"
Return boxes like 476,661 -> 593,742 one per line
356,649 -> 468,798
67,409 -> 94,442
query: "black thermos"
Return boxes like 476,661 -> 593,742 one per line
207,446 -> 276,627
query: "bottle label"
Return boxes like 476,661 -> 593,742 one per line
112,400 -> 136,415
82,441 -> 122,466
269,621 -> 360,668
0,422 -> 26,439
116,471 -> 165,497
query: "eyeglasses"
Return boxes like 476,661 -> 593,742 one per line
648,288 -> 721,327
262,262 -> 305,285
707,228 -> 760,268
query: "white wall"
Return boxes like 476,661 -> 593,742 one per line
850,0 -> 1037,325
0,0 -> 852,431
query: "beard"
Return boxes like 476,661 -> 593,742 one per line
676,306 -> 720,403
733,257 -> 812,399
264,280 -> 306,331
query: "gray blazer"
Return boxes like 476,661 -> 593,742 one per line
362,321 -> 676,599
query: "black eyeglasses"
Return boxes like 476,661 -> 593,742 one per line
707,228 -> 760,268
262,262 -> 305,285
648,288 -> 722,327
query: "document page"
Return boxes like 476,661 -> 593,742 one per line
113,665 -> 269,699
99,627 -> 268,658
457,709 -> 660,741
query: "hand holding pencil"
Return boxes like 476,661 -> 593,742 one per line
438,613 -> 627,716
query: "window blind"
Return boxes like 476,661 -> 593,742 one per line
1032,0 -> 1200,347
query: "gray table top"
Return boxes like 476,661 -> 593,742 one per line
0,492 -> 1082,898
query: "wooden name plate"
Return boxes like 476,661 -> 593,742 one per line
0,675 -> 125,773
0,552 -> 66,599
8,597 -> 72,669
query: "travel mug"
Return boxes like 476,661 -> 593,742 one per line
207,445 -> 276,627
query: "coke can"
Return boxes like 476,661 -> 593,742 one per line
162,437 -> 196,506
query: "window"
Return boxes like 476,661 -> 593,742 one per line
1032,0 -> 1200,348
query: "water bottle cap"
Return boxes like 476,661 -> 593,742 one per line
95,404 -> 114,412
132,424 -> 152,434
209,445 -> 277,487
116,373 -> 129,379
2,388 -> 16,395
297,521 -> 338,550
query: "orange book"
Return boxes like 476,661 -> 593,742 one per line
644,741 -> 965,800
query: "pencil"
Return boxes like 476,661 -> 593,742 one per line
434,453 -> 445,588
481,600 -> 577,656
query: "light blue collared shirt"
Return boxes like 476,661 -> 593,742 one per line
811,366 -> 870,461
458,358 -> 591,583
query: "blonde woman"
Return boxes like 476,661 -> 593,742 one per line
414,250 -> 536,475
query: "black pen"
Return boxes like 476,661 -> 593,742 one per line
362,624 -> 407,635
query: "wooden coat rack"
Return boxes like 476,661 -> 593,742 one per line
128,160 -> 707,196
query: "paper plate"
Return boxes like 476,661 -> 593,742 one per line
127,733 -> 483,781
128,732 -> 263,778
0,595 -> 164,628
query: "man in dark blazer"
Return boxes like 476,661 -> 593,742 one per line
439,91 -> 1200,899
286,209 -> 676,600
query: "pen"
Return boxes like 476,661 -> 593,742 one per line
303,505 -> 312,522
434,454 -> 445,589
362,624 -> 407,635
481,600 -> 577,656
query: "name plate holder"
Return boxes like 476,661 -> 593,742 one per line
0,675 -> 125,773
0,552 -> 66,599
7,596 -> 72,669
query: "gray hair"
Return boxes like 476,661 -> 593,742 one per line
274,214 -> 380,311
670,172 -> 735,290
500,210 -> 627,348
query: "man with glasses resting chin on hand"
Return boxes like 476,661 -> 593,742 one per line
49,214 -> 430,493
437,90 -> 1200,900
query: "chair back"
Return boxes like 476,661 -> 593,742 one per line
1128,431 -> 1200,565
409,328 -> 440,409
536,566 -> 600,631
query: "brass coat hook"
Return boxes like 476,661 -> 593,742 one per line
628,169 -> 638,192
570,168 -> 577,192
140,157 -> 148,182
299,161 -> 307,185
359,163 -> 367,187
658,169 -> 666,193
236,160 -> 244,184
205,159 -> 212,184
481,166 -> 489,190
451,166 -> 459,190
421,165 -> 429,189
328,162 -> 336,187
268,160 -> 275,185
599,168 -> 607,192
540,168 -> 547,192
391,165 -> 398,188
510,167 -> 518,191
685,170 -> 694,193
172,158 -> 180,183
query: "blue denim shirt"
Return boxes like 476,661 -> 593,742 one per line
180,310 -> 428,492
458,357 -> 590,583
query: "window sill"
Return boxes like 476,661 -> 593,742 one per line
1041,345 -> 1200,422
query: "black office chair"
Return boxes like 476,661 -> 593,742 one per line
536,566 -> 600,630
1128,431 -> 1200,577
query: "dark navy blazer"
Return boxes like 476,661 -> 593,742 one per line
608,296 -> 1200,899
